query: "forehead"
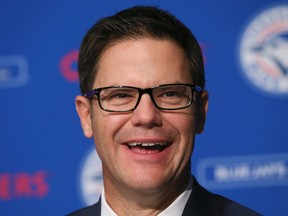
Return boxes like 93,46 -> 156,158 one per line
94,38 -> 192,87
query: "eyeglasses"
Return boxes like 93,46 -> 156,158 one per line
84,83 -> 202,112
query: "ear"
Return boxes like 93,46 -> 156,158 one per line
196,90 -> 209,134
75,95 -> 93,138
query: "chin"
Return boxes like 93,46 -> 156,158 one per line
124,173 -> 173,194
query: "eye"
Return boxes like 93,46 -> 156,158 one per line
109,92 -> 132,99
161,91 -> 180,97
157,87 -> 185,98
154,85 -> 192,102
102,91 -> 133,101
100,88 -> 138,102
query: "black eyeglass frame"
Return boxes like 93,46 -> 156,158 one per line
84,83 -> 203,112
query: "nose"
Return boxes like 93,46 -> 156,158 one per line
130,94 -> 162,128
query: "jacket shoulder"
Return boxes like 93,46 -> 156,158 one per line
66,200 -> 101,216
182,177 -> 261,216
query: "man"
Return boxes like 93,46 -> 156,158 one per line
68,6 -> 261,216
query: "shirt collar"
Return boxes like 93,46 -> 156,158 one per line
101,177 -> 193,216
158,177 -> 193,216
101,189 -> 117,216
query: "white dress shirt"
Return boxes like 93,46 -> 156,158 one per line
101,177 -> 193,216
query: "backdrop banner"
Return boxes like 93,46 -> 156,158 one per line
1,1 -> 287,215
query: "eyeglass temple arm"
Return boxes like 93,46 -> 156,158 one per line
194,85 -> 203,92
84,89 -> 98,98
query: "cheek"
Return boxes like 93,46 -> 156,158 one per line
91,112 -> 130,144
166,112 -> 196,135
91,114 -> 122,163
165,113 -> 196,166
167,112 -> 196,156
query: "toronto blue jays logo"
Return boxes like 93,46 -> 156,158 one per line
239,5 -> 288,95
79,146 -> 103,205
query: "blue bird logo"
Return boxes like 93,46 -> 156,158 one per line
251,33 -> 288,76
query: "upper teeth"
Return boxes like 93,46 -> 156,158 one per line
128,142 -> 167,147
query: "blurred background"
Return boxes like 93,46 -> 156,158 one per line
1,0 -> 288,215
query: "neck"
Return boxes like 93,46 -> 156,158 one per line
103,165 -> 191,216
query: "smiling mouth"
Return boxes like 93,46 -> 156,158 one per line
126,142 -> 170,152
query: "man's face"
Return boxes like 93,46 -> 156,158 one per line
76,38 -> 208,195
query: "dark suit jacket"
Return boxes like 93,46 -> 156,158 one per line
66,177 -> 261,216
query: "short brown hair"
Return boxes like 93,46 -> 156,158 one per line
78,6 -> 205,95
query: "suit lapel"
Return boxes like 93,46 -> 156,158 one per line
181,177 -> 228,216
